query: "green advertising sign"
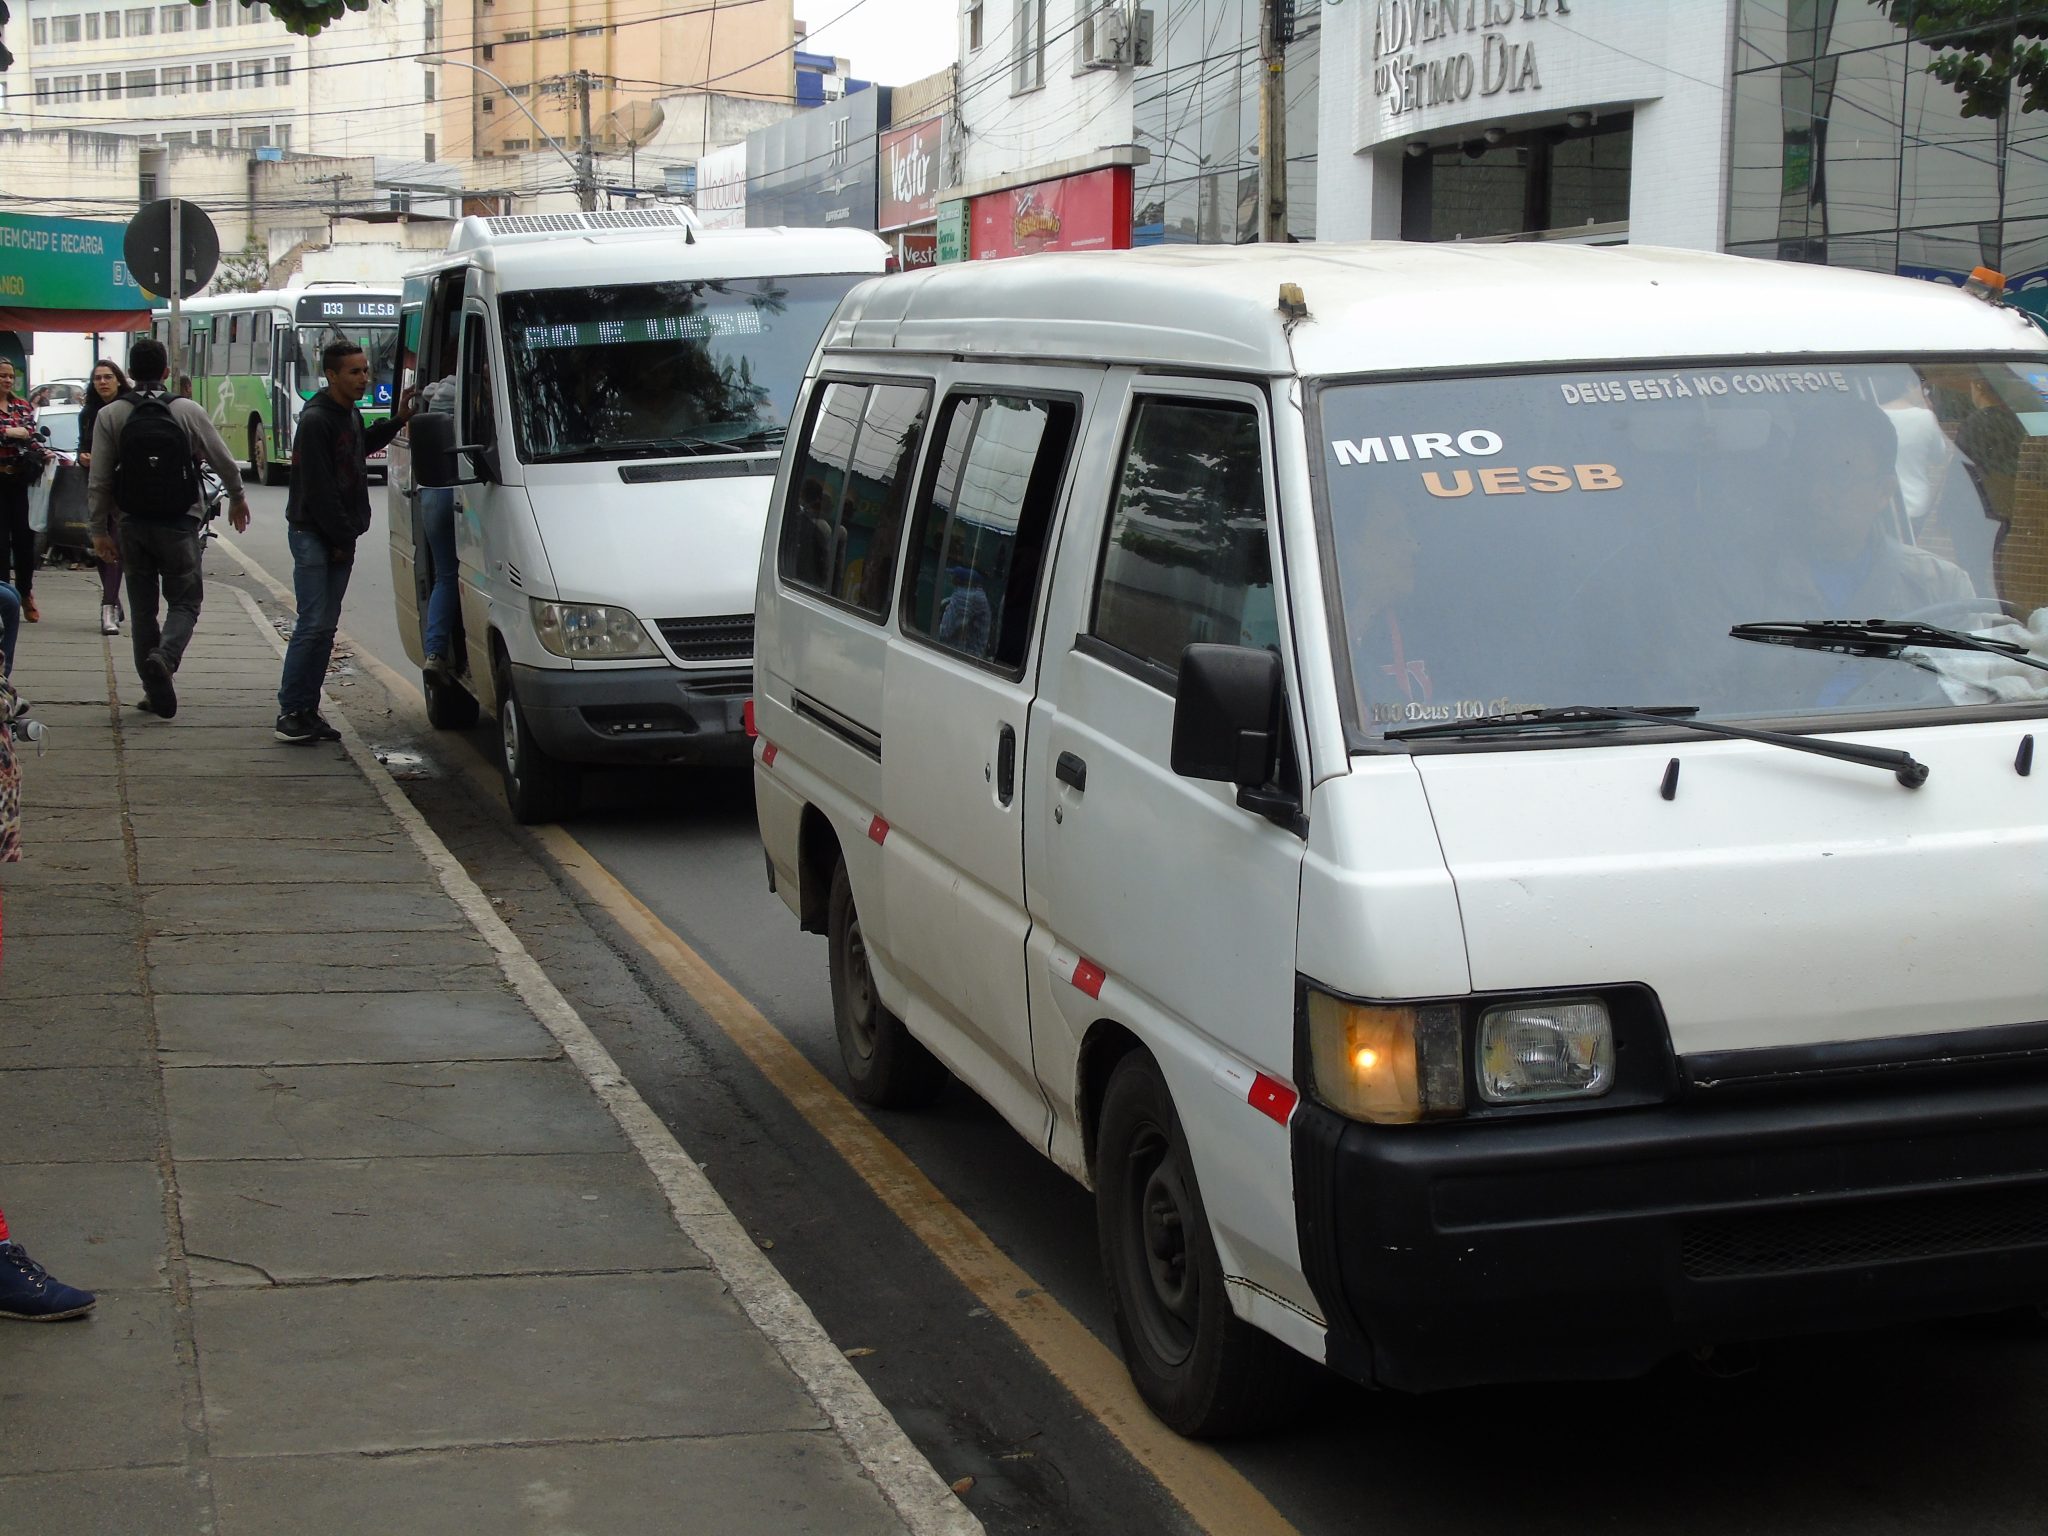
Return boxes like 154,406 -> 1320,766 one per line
0,212 -> 149,312
936,200 -> 968,265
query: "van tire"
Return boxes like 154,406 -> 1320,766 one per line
424,668 -> 479,731
826,860 -> 948,1109
1096,1051 -> 1296,1437
493,655 -> 580,823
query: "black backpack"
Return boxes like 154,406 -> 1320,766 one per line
113,392 -> 201,521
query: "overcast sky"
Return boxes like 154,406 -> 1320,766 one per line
798,0 -> 959,88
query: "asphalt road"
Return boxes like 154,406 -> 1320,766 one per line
219,482 -> 2048,1536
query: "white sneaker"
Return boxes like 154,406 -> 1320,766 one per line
100,604 -> 120,636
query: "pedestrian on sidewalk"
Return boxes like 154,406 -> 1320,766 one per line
0,361 -> 41,625
275,339 -> 414,744
77,357 -> 133,637
87,338 -> 251,722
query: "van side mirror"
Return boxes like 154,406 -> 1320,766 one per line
409,410 -> 485,488
1171,644 -> 1306,835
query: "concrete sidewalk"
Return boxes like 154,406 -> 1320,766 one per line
0,555 -> 976,1535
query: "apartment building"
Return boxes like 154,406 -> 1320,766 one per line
437,0 -> 796,164
2,0 -> 434,161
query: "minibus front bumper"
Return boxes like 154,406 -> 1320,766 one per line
509,661 -> 753,766
1292,1076 -> 2048,1393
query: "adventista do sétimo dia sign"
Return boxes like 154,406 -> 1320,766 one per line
0,212 -> 148,312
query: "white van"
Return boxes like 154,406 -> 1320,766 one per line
389,210 -> 890,819
752,242 -> 2048,1431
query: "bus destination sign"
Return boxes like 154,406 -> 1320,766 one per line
297,293 -> 399,324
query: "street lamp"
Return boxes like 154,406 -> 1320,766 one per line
421,54 -> 593,209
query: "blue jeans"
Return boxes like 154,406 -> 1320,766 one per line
278,525 -> 354,715
0,580 -> 17,674
420,486 -> 460,659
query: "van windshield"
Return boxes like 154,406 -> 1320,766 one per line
1315,359 -> 2048,744
499,274 -> 865,464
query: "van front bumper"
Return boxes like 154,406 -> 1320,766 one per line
1293,1077 -> 2048,1393
509,661 -> 752,767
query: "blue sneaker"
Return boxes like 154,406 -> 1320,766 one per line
0,1242 -> 97,1321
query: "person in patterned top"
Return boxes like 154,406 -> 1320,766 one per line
0,362 -> 41,624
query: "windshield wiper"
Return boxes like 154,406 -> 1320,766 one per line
669,426 -> 785,455
1386,704 -> 1929,788
1730,618 -> 2048,674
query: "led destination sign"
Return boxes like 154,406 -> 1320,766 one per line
519,309 -> 767,351
296,293 -> 399,323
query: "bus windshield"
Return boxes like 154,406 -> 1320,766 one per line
296,324 -> 401,406
498,274 -> 866,464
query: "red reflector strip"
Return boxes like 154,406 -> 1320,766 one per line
761,742 -> 778,767
1248,1073 -> 1298,1125
1072,958 -> 1106,999
868,815 -> 889,845
743,699 -> 757,738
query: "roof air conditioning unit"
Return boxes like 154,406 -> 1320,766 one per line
1080,4 -> 1132,70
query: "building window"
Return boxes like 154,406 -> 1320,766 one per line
1012,0 -> 1044,92
967,0 -> 982,50
139,172 -> 158,201
161,65 -> 189,93
502,30 -> 528,42
159,5 -> 186,31
508,80 -> 528,95
194,2 -> 209,27
87,74 -> 102,99
55,14 -> 83,42
423,69 -> 435,102
273,54 -> 290,81
105,74 -> 122,98
215,1 -> 231,25
423,2 -> 436,42
165,131 -> 191,146
58,75 -> 84,100
480,42 -> 493,59
574,23 -> 602,36
1401,114 -> 1633,242
237,124 -> 269,148
104,10 -> 121,36
502,137 -> 529,151
244,61 -> 267,88
273,122 -> 290,149
33,79 -> 50,103
86,12 -> 100,38
124,8 -> 151,35
424,131 -> 437,161
195,127 -> 212,144
31,17 -> 47,45
127,69 -> 157,96
537,26 -> 563,38
239,2 -> 259,22
195,62 -> 211,90
482,95 -> 495,111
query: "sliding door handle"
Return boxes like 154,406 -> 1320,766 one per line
996,723 -> 1016,805
1056,751 -> 1088,792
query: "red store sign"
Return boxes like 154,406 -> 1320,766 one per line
970,167 -> 1132,261
878,118 -> 945,232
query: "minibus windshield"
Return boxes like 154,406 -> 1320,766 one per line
297,324 -> 400,402
499,274 -> 863,464
1314,359 -> 2048,744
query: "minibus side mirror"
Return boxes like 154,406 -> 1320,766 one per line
1171,644 -> 1304,833
409,410 -> 486,489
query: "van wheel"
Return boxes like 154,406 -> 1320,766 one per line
827,860 -> 947,1109
493,656 -> 579,823
423,668 -> 479,731
1096,1051 -> 1296,1437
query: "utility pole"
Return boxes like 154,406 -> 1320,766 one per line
575,71 -> 597,212
1257,0 -> 1291,242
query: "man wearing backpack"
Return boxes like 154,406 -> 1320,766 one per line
87,337 -> 250,720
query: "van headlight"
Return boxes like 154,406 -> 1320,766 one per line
1305,990 -> 1464,1124
1476,998 -> 1614,1103
530,598 -> 659,660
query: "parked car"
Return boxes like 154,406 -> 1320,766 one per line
27,405 -> 90,559
753,241 -> 2048,1431
28,378 -> 87,407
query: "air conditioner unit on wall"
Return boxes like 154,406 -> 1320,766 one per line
1079,4 -> 1130,70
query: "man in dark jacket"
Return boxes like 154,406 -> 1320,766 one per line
276,339 -> 414,744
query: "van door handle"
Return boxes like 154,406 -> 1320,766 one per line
996,723 -> 1016,806
1056,751 -> 1088,792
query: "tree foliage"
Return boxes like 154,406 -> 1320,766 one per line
1871,0 -> 2048,118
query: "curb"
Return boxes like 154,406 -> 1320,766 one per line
225,580 -> 982,1536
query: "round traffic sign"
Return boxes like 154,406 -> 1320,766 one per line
124,199 -> 221,300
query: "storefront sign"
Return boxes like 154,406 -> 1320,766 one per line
1372,0 -> 1566,118
969,168 -> 1132,261
899,231 -> 938,270
0,211 -> 148,312
879,118 -> 946,232
747,87 -> 889,231
937,201 -> 969,263
696,143 -> 748,231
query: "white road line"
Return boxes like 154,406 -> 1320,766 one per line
226,582 -> 981,1536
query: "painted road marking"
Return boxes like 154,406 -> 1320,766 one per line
220,536 -> 1303,1536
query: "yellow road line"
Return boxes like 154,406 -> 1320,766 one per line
222,532 -> 1301,1536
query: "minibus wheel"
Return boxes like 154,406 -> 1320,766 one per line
1096,1052 -> 1293,1436
492,653 -> 580,823
826,860 -> 947,1109
424,669 -> 479,731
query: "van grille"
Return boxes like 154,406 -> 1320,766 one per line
1680,1184 -> 2048,1279
656,615 -> 753,663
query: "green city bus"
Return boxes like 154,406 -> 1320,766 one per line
149,282 -> 400,485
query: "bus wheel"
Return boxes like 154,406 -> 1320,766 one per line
1095,1051 -> 1297,1437
248,419 -> 271,486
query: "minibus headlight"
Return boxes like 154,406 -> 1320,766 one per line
1305,991 -> 1464,1125
530,598 -> 659,660
1476,999 -> 1614,1104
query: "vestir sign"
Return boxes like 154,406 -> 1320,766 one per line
970,168 -> 1132,261
878,117 -> 945,232
0,211 -> 148,312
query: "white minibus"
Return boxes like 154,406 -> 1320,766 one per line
390,209 -> 890,819
751,242 -> 2048,1432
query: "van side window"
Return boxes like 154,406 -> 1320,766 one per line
460,313 -> 494,447
779,380 -> 931,620
902,393 -> 1075,670
1091,398 -> 1275,678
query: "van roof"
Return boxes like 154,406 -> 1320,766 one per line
824,241 -> 2048,377
420,225 -> 891,293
